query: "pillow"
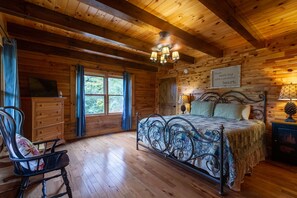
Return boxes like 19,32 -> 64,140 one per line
191,101 -> 215,117
10,134 -> 44,171
242,105 -> 251,120
213,103 -> 244,120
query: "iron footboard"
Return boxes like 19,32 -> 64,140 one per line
136,113 -> 225,195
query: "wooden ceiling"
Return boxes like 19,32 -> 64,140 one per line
1,0 -> 297,71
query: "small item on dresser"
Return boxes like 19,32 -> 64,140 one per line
59,90 -> 63,97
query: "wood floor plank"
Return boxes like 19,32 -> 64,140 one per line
12,132 -> 297,198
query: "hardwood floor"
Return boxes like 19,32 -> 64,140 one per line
18,132 -> 297,197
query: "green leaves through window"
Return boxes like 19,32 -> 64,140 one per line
84,75 -> 123,115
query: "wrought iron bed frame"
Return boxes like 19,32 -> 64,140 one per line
136,90 -> 267,195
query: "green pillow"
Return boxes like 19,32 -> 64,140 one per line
191,101 -> 215,117
213,103 -> 244,120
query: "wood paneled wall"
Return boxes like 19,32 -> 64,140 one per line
156,33 -> 297,138
18,50 -> 156,140
0,14 -> 4,47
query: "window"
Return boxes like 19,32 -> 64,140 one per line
84,74 -> 123,115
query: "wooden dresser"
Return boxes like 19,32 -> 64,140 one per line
21,97 -> 65,142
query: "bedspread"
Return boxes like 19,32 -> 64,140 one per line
137,114 -> 265,191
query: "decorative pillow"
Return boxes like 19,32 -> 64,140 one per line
191,101 -> 215,117
213,103 -> 244,120
242,105 -> 251,120
10,134 -> 44,171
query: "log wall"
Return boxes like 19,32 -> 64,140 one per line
18,50 -> 156,140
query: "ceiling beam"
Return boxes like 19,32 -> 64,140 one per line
80,0 -> 223,58
198,0 -> 265,48
7,22 -> 157,67
0,0 -> 195,64
17,39 -> 158,72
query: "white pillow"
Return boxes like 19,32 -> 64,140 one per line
10,134 -> 45,171
242,105 -> 251,120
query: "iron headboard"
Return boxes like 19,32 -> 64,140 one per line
193,91 -> 267,123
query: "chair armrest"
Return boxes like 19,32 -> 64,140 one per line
33,139 -> 60,154
10,150 -> 68,174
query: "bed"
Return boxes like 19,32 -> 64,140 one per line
136,91 -> 267,195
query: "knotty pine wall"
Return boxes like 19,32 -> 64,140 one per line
18,50 -> 156,140
156,33 -> 297,144
0,14 -> 4,47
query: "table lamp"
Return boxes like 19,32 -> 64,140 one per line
279,84 -> 297,122
179,95 -> 189,114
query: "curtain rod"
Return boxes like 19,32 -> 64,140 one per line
0,24 -> 12,44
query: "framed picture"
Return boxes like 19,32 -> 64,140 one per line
210,65 -> 241,88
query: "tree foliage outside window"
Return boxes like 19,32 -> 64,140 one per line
108,78 -> 123,113
84,75 -> 123,115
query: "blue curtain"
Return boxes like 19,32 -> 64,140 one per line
76,64 -> 86,137
2,38 -> 21,134
122,72 -> 132,130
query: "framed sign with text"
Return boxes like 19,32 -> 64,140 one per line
210,65 -> 241,88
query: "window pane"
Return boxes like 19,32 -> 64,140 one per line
109,96 -> 123,113
108,78 -> 123,95
85,96 -> 104,114
85,76 -> 104,94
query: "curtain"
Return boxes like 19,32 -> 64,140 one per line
1,38 -> 21,133
76,64 -> 86,137
122,72 -> 132,130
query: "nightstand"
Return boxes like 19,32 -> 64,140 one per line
272,120 -> 297,165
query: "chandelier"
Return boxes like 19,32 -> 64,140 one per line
150,31 -> 180,64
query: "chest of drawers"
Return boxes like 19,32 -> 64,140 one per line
21,97 -> 65,142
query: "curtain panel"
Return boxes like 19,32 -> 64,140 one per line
76,64 -> 86,137
1,38 -> 21,133
122,72 -> 132,130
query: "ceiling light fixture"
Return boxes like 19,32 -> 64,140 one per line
150,31 -> 180,64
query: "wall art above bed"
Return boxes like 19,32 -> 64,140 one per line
210,65 -> 241,88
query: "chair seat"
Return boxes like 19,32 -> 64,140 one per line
15,153 -> 70,176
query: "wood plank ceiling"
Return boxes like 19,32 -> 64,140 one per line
1,0 -> 297,71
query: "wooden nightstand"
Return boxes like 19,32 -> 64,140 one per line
272,120 -> 297,165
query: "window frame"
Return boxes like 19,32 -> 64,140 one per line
107,75 -> 124,115
84,74 -> 106,115
84,72 -> 123,116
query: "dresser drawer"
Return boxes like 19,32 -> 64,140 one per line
35,102 -> 62,111
35,109 -> 62,120
35,116 -> 63,128
35,124 -> 63,140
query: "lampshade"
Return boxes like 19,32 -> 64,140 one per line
160,54 -> 167,64
150,51 -> 157,62
161,46 -> 170,56
279,84 -> 297,100
182,95 -> 189,103
172,51 -> 180,61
